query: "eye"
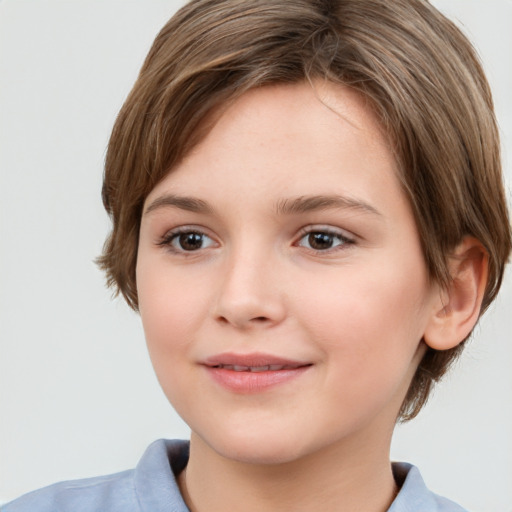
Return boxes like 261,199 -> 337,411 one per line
160,229 -> 216,252
297,229 -> 353,251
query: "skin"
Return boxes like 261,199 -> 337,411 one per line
136,81 -> 445,512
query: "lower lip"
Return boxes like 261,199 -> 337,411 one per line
204,366 -> 311,393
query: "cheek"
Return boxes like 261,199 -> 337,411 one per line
293,259 -> 430,374
137,270 -> 206,412
137,257 -> 209,357
297,273 -> 429,426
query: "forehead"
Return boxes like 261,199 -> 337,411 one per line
201,81 -> 391,160
144,81 -> 404,218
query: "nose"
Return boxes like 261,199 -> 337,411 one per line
213,246 -> 286,330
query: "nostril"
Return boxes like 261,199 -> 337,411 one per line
216,314 -> 272,328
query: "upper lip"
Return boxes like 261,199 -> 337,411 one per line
203,352 -> 311,370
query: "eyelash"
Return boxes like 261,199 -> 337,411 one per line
295,227 -> 355,253
157,227 -> 217,254
157,226 -> 356,255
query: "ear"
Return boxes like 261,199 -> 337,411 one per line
424,237 -> 488,351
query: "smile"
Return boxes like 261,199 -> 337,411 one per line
211,364 -> 304,372
202,353 -> 312,393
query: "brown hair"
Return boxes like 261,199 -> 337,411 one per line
98,0 -> 512,420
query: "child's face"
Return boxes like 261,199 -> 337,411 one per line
137,82 -> 440,464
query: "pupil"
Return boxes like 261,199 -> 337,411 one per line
309,232 -> 333,250
179,232 -> 203,250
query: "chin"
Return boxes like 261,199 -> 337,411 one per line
194,425 -> 327,467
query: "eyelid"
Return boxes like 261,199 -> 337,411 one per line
294,225 -> 356,251
157,225 -> 219,253
296,224 -> 355,240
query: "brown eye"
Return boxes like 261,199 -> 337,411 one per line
308,232 -> 336,250
164,231 -> 215,252
297,230 -> 352,251
177,232 -> 204,251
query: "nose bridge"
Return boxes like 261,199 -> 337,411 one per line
214,235 -> 285,328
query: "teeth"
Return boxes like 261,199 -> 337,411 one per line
250,365 -> 270,372
216,364 -> 289,372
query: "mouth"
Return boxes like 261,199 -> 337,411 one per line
210,364 -> 305,372
202,353 -> 312,393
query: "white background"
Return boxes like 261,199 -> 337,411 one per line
0,1 -> 511,510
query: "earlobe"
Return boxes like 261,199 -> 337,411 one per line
424,237 -> 489,351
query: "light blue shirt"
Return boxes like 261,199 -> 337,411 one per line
2,439 -> 467,511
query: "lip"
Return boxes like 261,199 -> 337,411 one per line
202,352 -> 312,393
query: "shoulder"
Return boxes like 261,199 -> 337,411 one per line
2,470 -> 136,512
389,463 -> 469,512
2,439 -> 190,512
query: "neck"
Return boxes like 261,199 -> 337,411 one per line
178,429 -> 398,512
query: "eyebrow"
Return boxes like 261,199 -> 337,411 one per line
144,193 -> 382,218
274,195 -> 382,217
144,194 -> 213,215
